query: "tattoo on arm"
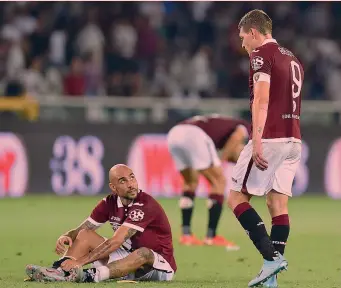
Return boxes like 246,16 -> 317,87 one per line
83,239 -> 113,265
257,127 -> 263,135
80,228 -> 138,265
64,220 -> 98,241
124,228 -> 137,241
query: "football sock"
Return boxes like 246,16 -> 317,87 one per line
270,214 -> 290,255
52,257 -> 72,269
207,194 -> 224,238
234,202 -> 278,261
81,268 -> 97,283
179,191 -> 195,235
82,266 -> 110,283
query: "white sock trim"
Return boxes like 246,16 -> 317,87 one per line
94,266 -> 110,282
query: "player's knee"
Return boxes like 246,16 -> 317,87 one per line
186,181 -> 198,192
77,229 -> 96,241
266,197 -> 287,214
227,190 -> 246,210
77,229 -> 91,240
135,247 -> 155,265
211,173 -> 226,195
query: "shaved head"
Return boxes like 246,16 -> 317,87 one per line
109,164 -> 133,183
108,164 -> 138,202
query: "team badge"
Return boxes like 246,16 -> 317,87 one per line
129,209 -> 145,222
251,56 -> 264,71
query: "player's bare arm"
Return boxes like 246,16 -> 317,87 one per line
64,219 -> 99,240
252,80 -> 270,170
55,219 -> 99,255
221,126 -> 248,163
61,225 -> 138,271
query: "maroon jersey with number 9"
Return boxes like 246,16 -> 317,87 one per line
249,39 -> 304,141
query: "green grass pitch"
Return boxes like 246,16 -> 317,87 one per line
0,195 -> 340,288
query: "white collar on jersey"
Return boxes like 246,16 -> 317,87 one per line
261,38 -> 277,46
117,196 -> 134,208
117,190 -> 141,208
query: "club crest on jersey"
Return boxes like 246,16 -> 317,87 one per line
129,209 -> 144,222
251,56 -> 264,71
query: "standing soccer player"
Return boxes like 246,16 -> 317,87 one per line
227,10 -> 304,287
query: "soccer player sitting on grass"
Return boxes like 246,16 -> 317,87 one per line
25,164 -> 177,283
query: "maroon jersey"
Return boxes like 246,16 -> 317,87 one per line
180,115 -> 250,149
249,39 -> 304,141
89,191 -> 176,272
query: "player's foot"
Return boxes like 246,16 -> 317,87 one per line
179,234 -> 203,246
67,268 -> 97,283
26,264 -> 66,282
203,236 -> 240,250
263,275 -> 278,287
25,264 -> 40,280
248,253 -> 287,287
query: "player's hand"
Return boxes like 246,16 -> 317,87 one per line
56,236 -> 73,256
61,259 -> 81,271
252,140 -> 268,171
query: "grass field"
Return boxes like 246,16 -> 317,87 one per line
0,195 -> 340,288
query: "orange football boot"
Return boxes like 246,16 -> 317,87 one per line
204,235 -> 240,250
179,234 -> 204,246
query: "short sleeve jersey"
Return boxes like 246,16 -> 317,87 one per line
249,39 -> 304,141
89,191 -> 177,272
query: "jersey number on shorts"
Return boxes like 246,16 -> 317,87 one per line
290,61 -> 302,113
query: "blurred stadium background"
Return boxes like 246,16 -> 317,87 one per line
0,2 -> 340,287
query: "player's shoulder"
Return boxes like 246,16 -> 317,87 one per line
135,191 -> 157,206
250,43 -> 276,71
99,193 -> 117,207
251,39 -> 277,57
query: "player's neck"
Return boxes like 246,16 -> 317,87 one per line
260,34 -> 273,45
120,196 -> 133,206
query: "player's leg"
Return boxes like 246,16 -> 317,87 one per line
68,247 -> 154,282
227,142 -> 289,287
267,192 -> 289,256
26,230 -> 107,282
199,165 -> 238,249
179,167 -> 202,245
53,229 -> 107,268
264,192 -> 289,288
67,247 -> 173,283
263,143 -> 301,288
200,165 -> 225,240
268,142 -> 300,256
167,125 -> 202,245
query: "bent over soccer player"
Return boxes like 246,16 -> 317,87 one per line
168,114 -> 250,248
227,10 -> 304,288
26,164 -> 176,283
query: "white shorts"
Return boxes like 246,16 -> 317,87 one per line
231,141 -> 301,197
167,124 -> 221,171
92,247 -> 174,282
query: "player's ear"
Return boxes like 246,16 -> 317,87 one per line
109,182 -> 116,193
250,28 -> 256,39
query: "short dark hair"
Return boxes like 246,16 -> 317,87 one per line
238,9 -> 272,35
